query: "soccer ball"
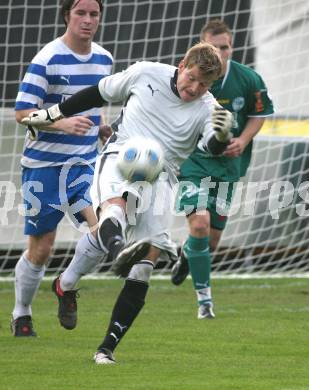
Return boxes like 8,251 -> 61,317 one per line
116,137 -> 164,182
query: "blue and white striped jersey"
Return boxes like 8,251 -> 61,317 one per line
16,38 -> 113,168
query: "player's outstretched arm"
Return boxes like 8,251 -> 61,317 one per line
198,106 -> 233,155
21,85 -> 106,128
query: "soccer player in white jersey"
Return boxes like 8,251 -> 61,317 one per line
23,42 -> 233,363
11,0 -> 113,337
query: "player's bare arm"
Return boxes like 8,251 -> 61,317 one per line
17,107 -> 94,139
223,116 -> 265,157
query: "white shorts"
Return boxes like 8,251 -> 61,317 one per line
90,152 -> 177,257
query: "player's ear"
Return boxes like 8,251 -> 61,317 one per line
178,60 -> 185,72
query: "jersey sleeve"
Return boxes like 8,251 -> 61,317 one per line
15,52 -> 48,111
247,73 -> 274,117
98,61 -> 141,103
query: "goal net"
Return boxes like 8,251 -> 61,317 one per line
1,0 -> 309,278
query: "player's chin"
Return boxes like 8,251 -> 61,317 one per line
179,92 -> 197,103
80,30 -> 95,38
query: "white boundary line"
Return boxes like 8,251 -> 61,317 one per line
1,272 -> 309,282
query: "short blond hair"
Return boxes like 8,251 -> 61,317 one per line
183,42 -> 222,83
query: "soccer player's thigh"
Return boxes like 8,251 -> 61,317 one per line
22,166 -> 66,235
126,178 -> 177,257
90,153 -> 141,215
176,177 -> 200,217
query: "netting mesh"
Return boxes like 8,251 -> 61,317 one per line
1,0 -> 309,277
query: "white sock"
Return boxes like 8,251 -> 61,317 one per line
12,254 -> 45,320
127,260 -> 154,283
60,233 -> 106,291
196,287 -> 212,305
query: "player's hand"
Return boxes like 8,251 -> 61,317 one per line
212,106 -> 233,143
223,137 -> 246,157
98,124 -> 112,145
21,104 -> 64,128
57,116 -> 94,136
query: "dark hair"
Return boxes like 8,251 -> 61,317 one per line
61,0 -> 103,26
200,19 -> 232,41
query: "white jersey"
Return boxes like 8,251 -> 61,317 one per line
98,61 -> 217,174
16,38 -> 113,168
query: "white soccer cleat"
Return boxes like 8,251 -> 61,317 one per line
198,302 -> 215,319
93,350 -> 116,365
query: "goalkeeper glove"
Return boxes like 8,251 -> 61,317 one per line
21,104 -> 64,132
212,106 -> 233,142
198,106 -> 233,153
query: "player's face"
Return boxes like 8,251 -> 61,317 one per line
177,61 -> 212,102
66,0 -> 101,42
202,33 -> 232,75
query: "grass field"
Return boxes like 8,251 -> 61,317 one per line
0,278 -> 309,390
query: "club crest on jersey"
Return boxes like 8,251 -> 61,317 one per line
232,97 -> 245,112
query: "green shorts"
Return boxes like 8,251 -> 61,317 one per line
176,175 -> 235,231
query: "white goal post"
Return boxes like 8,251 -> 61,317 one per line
1,0 -> 309,277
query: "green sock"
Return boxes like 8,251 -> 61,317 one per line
183,235 -> 212,304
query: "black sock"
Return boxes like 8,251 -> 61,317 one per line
97,279 -> 149,353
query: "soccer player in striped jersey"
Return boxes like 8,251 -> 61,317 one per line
171,20 -> 274,320
22,42 -> 233,363
11,0 -> 113,337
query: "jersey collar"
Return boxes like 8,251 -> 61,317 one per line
170,69 -> 180,98
220,60 -> 231,89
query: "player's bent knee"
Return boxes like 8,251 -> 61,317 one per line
188,213 -> 210,237
28,232 -> 56,264
98,203 -> 126,227
97,203 -> 126,250
146,245 -> 161,264
27,244 -> 53,265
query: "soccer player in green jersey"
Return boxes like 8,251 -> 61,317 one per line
171,19 -> 274,319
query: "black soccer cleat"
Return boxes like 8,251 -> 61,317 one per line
11,315 -> 37,337
52,277 -> 79,330
171,249 -> 189,286
111,240 -> 151,278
